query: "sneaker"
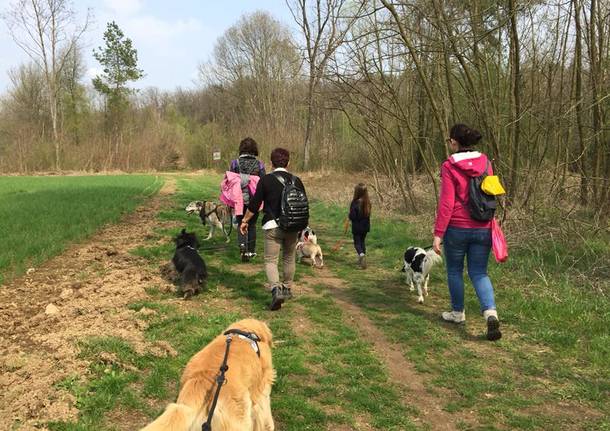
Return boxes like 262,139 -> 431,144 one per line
247,252 -> 257,259
269,286 -> 285,311
441,310 -> 466,324
484,310 -> 502,341
360,255 -> 367,269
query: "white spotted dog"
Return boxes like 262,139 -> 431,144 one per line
402,246 -> 443,304
296,227 -> 324,268
185,200 -> 231,243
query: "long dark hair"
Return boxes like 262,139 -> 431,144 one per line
449,124 -> 482,148
352,183 -> 371,217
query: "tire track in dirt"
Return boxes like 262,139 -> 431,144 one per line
0,179 -> 179,430
299,268 -> 476,431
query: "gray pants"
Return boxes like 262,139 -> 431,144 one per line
264,228 -> 298,289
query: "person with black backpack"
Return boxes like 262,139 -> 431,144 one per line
239,148 -> 309,311
432,124 -> 502,341
229,137 -> 266,262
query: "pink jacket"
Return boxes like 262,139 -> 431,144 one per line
219,171 -> 261,216
434,151 -> 493,237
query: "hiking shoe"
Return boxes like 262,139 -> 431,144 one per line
269,286 -> 285,311
247,252 -> 257,259
241,252 -> 250,263
441,310 -> 466,324
359,254 -> 367,269
282,285 -> 293,300
483,310 -> 502,341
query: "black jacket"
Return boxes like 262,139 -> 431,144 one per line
248,170 -> 306,226
349,199 -> 370,234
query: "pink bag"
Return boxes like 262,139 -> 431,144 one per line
491,219 -> 508,263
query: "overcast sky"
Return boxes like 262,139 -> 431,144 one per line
0,0 -> 295,93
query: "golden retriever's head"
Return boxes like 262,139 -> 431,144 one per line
227,319 -> 273,346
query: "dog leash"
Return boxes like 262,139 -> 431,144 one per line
201,329 -> 261,431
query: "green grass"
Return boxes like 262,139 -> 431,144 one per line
0,175 -> 163,285
31,174 -> 609,430
308,199 -> 610,429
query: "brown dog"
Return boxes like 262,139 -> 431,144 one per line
141,319 -> 275,431
185,201 -> 232,243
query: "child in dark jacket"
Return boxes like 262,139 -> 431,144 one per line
349,183 -> 371,269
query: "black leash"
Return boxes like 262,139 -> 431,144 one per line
201,329 -> 261,431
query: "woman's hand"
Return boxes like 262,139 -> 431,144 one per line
433,236 -> 443,255
239,220 -> 249,235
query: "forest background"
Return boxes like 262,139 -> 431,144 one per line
0,1 -> 608,242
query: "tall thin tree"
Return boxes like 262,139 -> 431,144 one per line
3,0 -> 90,170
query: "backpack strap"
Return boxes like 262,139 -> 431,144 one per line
271,171 -> 293,187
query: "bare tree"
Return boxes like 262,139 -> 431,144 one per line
287,0 -> 363,169
3,0 -> 90,170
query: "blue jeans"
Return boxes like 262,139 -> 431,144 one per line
443,226 -> 496,312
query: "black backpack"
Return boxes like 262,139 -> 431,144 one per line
272,172 -> 309,232
460,161 -> 496,221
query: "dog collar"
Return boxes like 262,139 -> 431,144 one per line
185,245 -> 197,250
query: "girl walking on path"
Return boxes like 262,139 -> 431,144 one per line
432,124 -> 502,341
349,183 -> 371,269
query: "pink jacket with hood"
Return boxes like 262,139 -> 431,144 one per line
434,151 -> 493,237
219,171 -> 261,216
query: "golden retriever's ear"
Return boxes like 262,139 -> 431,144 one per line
257,320 -> 273,346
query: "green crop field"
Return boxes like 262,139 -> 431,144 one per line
0,175 -> 163,285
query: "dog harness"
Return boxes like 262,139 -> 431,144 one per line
200,201 -> 221,225
201,329 -> 261,431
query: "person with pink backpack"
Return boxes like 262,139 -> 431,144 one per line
220,137 -> 265,262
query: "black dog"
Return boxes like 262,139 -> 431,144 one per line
172,229 -> 207,299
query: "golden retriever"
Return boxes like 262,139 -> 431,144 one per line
141,319 -> 275,431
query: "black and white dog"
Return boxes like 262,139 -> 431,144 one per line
402,246 -> 443,304
172,229 -> 207,299
185,201 -> 231,243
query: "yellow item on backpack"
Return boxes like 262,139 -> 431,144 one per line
481,175 -> 506,196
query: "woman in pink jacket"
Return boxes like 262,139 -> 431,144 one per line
433,124 -> 501,341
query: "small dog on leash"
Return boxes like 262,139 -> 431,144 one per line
185,200 -> 231,243
402,246 -> 443,304
296,227 -> 324,268
172,229 -> 207,299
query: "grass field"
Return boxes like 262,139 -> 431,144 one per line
3,173 -> 608,430
0,175 -> 163,285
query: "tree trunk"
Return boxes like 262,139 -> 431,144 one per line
303,77 -> 315,170
508,0 -> 521,200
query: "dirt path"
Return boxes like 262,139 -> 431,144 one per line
0,180 -> 179,430
298,268 -> 475,431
